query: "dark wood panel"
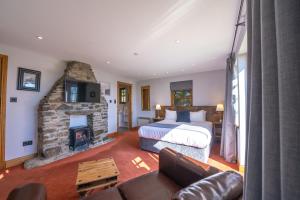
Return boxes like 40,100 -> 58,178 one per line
158,105 -> 218,122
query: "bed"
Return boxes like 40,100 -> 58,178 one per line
138,106 -> 218,163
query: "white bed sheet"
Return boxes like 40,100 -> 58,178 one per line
138,119 -> 213,149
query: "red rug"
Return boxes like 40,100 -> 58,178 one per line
0,130 -> 238,200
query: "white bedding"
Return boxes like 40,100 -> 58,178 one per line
138,119 -> 213,149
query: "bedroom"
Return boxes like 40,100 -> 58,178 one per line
1,0 -> 300,200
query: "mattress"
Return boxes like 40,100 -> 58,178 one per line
138,119 -> 212,149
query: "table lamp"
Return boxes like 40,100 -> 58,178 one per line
155,104 -> 161,118
216,104 -> 224,122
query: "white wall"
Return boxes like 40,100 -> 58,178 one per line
92,68 -> 137,133
136,70 -> 226,118
0,44 -> 136,161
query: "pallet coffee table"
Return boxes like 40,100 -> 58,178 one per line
76,158 -> 120,196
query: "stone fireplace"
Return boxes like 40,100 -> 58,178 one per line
25,61 -> 108,169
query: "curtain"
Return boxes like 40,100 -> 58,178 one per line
220,56 -> 237,163
244,0 -> 300,199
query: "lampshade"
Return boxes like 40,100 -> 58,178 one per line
155,104 -> 161,110
216,104 -> 224,112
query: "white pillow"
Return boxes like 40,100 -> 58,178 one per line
165,110 -> 177,121
190,110 -> 206,122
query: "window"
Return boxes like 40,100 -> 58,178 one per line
234,32 -> 247,169
232,61 -> 240,126
119,88 -> 127,104
141,86 -> 150,111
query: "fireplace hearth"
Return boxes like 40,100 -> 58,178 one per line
69,126 -> 92,151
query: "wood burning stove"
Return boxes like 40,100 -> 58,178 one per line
69,126 -> 92,151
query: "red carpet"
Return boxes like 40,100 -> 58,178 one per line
0,130 -> 238,200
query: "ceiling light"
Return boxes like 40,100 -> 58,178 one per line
36,36 -> 43,40
175,40 -> 180,44
106,61 -> 111,64
166,72 -> 169,74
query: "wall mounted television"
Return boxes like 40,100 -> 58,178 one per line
64,79 -> 101,103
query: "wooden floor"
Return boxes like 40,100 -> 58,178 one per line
209,142 -> 240,172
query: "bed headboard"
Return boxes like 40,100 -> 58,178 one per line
158,106 -> 219,122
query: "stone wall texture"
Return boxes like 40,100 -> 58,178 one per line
38,61 -> 108,158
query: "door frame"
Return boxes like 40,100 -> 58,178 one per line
117,81 -> 132,130
0,54 -> 8,169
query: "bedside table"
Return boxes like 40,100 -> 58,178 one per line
153,117 -> 163,122
213,122 -> 223,143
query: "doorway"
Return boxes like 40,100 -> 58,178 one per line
0,54 -> 8,169
117,81 -> 132,133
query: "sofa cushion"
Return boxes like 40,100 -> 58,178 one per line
172,171 -> 243,200
83,187 -> 123,200
7,183 -> 46,200
159,148 -> 219,187
118,171 -> 181,200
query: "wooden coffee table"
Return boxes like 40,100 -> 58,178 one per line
76,158 -> 120,196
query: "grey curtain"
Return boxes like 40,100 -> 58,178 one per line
220,56 -> 237,163
244,0 -> 300,199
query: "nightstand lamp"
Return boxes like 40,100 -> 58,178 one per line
216,104 -> 224,122
155,104 -> 161,119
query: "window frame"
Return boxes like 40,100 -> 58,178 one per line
119,87 -> 127,104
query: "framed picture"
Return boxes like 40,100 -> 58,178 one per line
17,67 -> 41,92
100,82 -> 111,96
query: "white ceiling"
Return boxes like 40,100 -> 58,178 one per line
0,0 -> 240,80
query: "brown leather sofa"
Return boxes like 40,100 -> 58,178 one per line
7,183 -> 47,200
84,148 -> 243,200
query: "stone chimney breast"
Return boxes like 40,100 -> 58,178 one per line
37,61 -> 108,159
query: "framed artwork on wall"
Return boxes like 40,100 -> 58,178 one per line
170,80 -> 193,106
100,82 -> 111,96
171,89 -> 193,107
17,67 -> 41,92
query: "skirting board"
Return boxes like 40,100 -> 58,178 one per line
5,154 -> 37,168
0,161 -> 5,170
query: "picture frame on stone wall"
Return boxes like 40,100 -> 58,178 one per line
17,67 -> 41,92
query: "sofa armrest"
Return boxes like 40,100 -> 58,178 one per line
172,171 -> 243,200
159,148 -> 219,187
